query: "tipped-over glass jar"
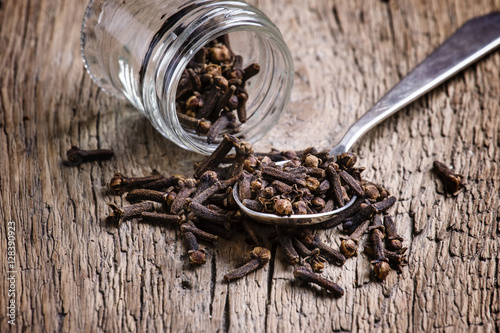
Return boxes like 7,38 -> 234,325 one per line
81,0 -> 294,155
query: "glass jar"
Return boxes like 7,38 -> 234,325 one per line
81,0 -> 294,155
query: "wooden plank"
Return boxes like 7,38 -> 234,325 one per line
0,0 -> 499,331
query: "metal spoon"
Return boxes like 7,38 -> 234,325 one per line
233,13 -> 500,226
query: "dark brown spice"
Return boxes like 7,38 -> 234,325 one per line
194,134 -> 239,178
103,135 -> 403,297
175,36 -> 258,143
206,111 -> 236,144
191,181 -> 226,204
183,231 -> 206,265
342,203 -> 376,235
369,214 -> 390,280
277,234 -> 300,265
339,220 -> 370,258
292,238 -> 326,273
192,171 -> 219,197
65,146 -> 114,166
315,197 -> 364,229
293,266 -> 344,297
236,92 -> 248,123
140,211 -> 182,225
384,215 -> 404,251
261,166 -> 307,187
237,172 -> 253,201
372,196 -> 397,213
339,170 -> 364,196
301,232 -> 346,266
240,217 -> 264,247
242,63 -> 260,82
241,199 -> 264,212
189,201 -> 232,228
326,165 -> 345,207
106,201 -> 155,227
134,176 -> 179,192
109,172 -> 165,195
180,221 -> 218,244
364,246 -> 408,274
170,178 -> 197,214
193,218 -> 232,239
126,189 -> 169,208
224,247 -> 271,281
177,112 -> 211,135
336,152 -> 357,170
432,160 -> 465,196
274,198 -> 293,216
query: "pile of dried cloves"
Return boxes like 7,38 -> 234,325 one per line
105,134 -> 408,297
176,35 -> 260,143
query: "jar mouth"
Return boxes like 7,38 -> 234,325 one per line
149,5 -> 294,155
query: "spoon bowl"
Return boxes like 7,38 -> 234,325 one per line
233,183 -> 357,226
233,13 -> 500,225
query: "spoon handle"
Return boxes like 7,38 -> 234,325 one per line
330,12 -> 500,155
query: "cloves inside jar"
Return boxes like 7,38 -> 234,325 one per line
81,0 -> 294,154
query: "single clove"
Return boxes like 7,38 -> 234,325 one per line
339,219 -> 370,258
300,232 -> 346,266
65,146 -> 114,166
109,172 -> 165,195
183,231 -> 206,265
292,238 -> 326,273
277,234 -> 300,265
384,215 -> 404,251
170,178 -> 197,214
293,265 -> 344,297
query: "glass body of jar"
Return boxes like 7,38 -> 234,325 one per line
81,0 -> 294,154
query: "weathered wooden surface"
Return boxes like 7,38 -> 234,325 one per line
1,0 -> 499,331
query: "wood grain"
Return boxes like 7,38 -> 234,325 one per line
0,0 -> 499,332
